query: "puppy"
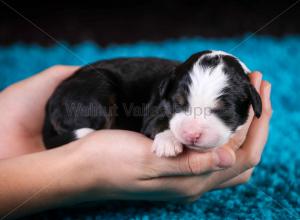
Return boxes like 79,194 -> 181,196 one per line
43,50 -> 261,157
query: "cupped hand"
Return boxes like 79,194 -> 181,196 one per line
75,72 -> 271,202
0,66 -> 271,203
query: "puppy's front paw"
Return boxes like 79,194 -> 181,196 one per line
152,130 -> 183,157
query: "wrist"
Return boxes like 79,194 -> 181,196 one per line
69,139 -> 113,202
41,142 -> 93,207
57,141 -> 97,204
0,141 -> 101,218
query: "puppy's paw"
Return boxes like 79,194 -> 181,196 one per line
152,130 -> 183,157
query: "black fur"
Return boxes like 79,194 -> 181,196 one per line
212,55 -> 262,131
43,51 -> 262,148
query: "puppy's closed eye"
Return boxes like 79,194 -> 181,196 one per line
174,94 -> 186,106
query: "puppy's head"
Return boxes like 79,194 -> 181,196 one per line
160,50 -> 262,150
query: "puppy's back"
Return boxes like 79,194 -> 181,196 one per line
43,57 -> 179,148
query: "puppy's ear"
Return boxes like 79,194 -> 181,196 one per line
248,84 -> 262,118
158,74 -> 174,98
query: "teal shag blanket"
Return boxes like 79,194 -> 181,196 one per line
0,36 -> 299,220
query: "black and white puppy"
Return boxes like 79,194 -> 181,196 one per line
43,50 -> 262,157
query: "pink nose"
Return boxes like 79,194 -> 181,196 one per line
183,131 -> 202,144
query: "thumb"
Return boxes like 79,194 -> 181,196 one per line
152,147 -> 236,177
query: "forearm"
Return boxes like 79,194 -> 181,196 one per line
0,142 -> 89,219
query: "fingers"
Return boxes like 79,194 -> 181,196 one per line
208,80 -> 272,185
18,65 -> 79,91
8,65 -> 78,105
42,65 -> 79,76
150,146 -> 236,177
249,71 -> 263,90
4,65 -> 79,98
238,81 -> 272,167
37,65 -> 80,83
216,168 -> 254,189
0,65 -> 80,135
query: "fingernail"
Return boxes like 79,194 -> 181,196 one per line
253,73 -> 262,91
263,82 -> 272,115
215,148 -> 235,168
265,82 -> 271,99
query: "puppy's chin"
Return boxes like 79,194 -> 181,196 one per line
185,144 -> 218,153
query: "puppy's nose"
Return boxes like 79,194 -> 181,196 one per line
183,131 -> 202,144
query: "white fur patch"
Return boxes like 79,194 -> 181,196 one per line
169,51 -> 237,150
188,59 -> 228,110
74,128 -> 95,139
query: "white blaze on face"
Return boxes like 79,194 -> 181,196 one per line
169,51 -> 235,149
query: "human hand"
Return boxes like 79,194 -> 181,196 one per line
0,68 -> 271,219
0,65 -> 79,158
0,66 -> 271,203
75,75 -> 271,202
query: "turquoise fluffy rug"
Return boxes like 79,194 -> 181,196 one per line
0,36 -> 299,219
